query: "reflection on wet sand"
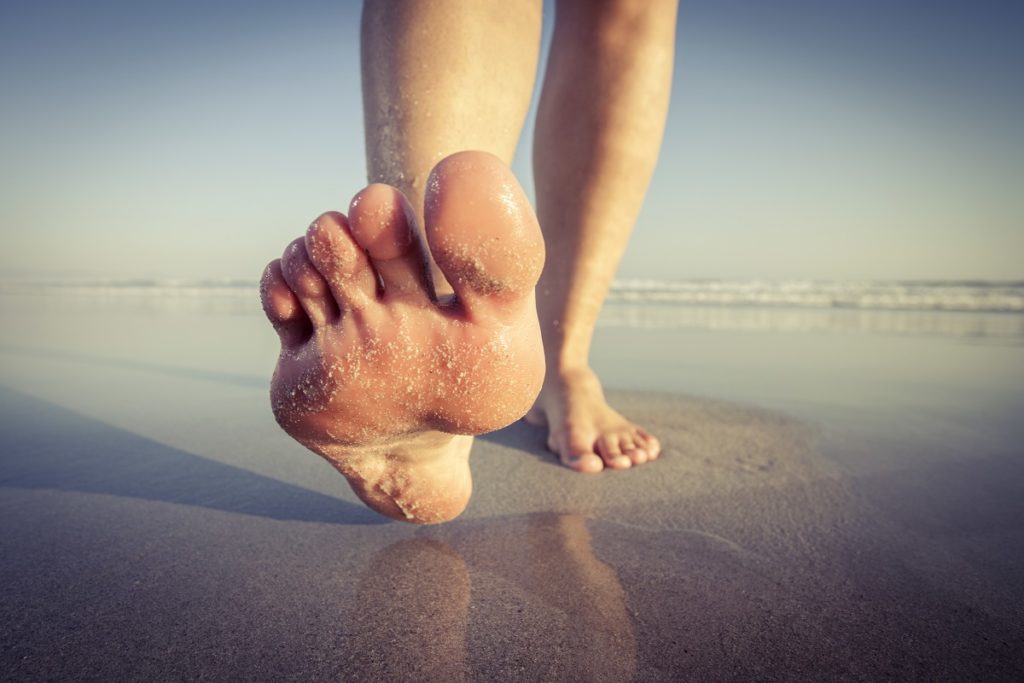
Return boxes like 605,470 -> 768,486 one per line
350,538 -> 472,681
351,513 -> 636,682
517,514 -> 637,683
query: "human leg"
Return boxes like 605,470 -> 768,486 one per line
528,0 -> 678,471
361,0 -> 543,292
259,1 -> 545,523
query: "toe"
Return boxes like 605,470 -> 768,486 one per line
637,428 -> 662,460
558,430 -> 604,473
618,433 -> 649,466
565,430 -> 610,473
348,184 -> 433,303
562,452 -> 604,473
624,445 -> 649,466
260,260 -> 311,347
305,211 -> 378,311
596,434 -> 633,470
423,151 -> 544,317
280,238 -> 339,327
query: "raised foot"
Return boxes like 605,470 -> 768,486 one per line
525,367 -> 661,472
260,151 -> 545,523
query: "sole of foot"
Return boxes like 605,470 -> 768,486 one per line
260,151 -> 545,523
525,367 -> 662,473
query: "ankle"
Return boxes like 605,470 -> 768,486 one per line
543,364 -> 598,388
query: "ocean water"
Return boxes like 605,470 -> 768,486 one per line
3,277 -> 1021,449
3,278 -> 1022,339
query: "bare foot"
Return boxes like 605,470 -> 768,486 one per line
260,151 -> 545,523
526,367 -> 661,473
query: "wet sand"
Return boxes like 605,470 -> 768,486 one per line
1,293 -> 1023,680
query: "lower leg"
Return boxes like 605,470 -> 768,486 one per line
529,0 -> 678,471
361,0 -> 542,292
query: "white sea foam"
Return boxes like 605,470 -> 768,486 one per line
4,277 -> 1022,311
599,304 -> 1024,338
607,279 -> 1024,313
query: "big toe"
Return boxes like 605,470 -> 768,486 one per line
423,151 -> 545,317
551,430 -> 606,474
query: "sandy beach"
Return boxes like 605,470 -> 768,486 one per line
3,0 -> 1022,677
1,288 -> 1023,680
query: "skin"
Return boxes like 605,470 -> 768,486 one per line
261,152 -> 545,523
362,0 -> 674,471
261,0 -> 677,521
360,0 -> 542,257
528,0 -> 676,471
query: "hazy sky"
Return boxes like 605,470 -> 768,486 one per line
1,0 -> 1021,281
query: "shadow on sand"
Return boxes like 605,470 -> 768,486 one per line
479,419 -> 557,464
0,385 -> 385,525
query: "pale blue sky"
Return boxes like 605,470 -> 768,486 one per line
1,0 -> 1021,282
